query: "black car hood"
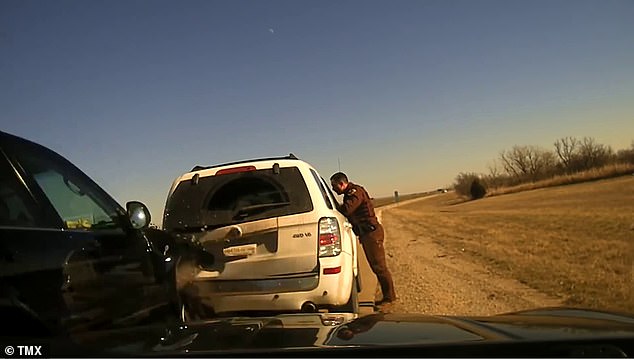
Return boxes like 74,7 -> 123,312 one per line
65,307 -> 634,357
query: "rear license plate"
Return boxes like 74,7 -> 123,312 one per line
223,244 -> 257,257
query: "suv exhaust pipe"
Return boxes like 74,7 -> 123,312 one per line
301,302 -> 317,313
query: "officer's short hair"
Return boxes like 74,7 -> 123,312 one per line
330,172 -> 348,183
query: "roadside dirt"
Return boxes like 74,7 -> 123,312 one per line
375,199 -> 563,316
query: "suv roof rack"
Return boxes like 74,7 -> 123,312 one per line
190,153 -> 299,172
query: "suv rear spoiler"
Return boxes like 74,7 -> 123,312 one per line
190,153 -> 299,172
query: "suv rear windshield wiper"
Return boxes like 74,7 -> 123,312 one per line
167,203 -> 292,232
234,202 -> 291,218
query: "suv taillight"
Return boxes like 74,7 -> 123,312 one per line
318,217 -> 341,257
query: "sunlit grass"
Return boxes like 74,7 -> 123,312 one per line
391,175 -> 634,314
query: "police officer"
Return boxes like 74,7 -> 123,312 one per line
330,172 -> 397,306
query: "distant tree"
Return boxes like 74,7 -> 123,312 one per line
572,137 -> 614,171
452,137 -> 633,198
616,141 -> 634,164
487,161 -> 501,184
485,160 -> 517,188
499,145 -> 556,181
470,178 -> 487,200
554,137 -> 579,173
499,147 -> 526,179
453,172 -> 483,197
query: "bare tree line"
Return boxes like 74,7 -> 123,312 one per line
454,137 -> 634,197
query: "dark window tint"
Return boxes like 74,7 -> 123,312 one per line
32,170 -> 116,230
14,146 -> 124,231
0,159 -> 37,227
165,166 -> 313,231
310,169 -> 333,209
208,176 -> 285,211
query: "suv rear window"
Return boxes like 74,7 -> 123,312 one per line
164,166 -> 313,231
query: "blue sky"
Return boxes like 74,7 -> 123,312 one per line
1,0 -> 633,223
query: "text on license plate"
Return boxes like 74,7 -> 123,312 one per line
223,244 -> 257,257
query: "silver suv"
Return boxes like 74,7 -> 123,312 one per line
163,154 -> 360,318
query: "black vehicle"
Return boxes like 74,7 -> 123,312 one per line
0,131 -> 178,337
52,307 -> 634,357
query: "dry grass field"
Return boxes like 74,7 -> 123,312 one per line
392,175 -> 634,314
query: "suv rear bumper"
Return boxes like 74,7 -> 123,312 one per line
194,273 -> 320,294
183,255 -> 355,313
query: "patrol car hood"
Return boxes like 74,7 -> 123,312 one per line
63,307 -> 634,357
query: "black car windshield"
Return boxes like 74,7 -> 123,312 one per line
13,139 -> 126,230
164,166 -> 313,231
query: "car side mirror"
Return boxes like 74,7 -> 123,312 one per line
126,201 -> 151,229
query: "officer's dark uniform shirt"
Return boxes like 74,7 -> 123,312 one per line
337,182 -> 379,235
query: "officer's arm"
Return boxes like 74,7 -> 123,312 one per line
339,191 -> 363,216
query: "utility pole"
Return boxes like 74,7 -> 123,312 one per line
338,157 -> 341,172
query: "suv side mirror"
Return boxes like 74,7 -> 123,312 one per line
126,201 -> 151,229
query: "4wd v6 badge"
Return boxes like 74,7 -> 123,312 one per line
292,232 -> 312,238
